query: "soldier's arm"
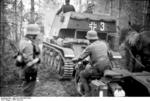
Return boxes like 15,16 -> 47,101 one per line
34,44 -> 41,63
79,47 -> 90,60
26,46 -> 41,67
26,58 -> 40,67
56,5 -> 63,15
73,46 -> 90,63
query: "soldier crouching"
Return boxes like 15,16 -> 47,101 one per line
16,24 -> 41,96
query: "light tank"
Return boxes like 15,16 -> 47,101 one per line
43,12 -> 117,79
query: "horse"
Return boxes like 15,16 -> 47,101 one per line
119,23 -> 150,72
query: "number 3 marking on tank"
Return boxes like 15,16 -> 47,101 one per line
100,22 -> 105,31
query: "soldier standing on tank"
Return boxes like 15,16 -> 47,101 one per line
56,0 -> 75,15
18,24 -> 41,96
72,30 -> 111,96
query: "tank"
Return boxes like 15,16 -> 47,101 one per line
43,12 -> 117,79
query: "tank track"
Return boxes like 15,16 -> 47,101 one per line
58,62 -> 74,79
43,42 -> 75,80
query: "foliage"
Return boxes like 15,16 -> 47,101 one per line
0,0 -> 149,96
121,0 -> 145,25
0,0 -> 24,89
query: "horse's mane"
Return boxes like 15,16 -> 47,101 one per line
119,24 -> 142,46
126,31 -> 140,46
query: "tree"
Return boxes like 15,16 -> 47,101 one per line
30,0 -> 35,24
143,0 -> 150,30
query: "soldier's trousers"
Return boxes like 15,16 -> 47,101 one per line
23,66 -> 37,96
79,57 -> 110,96
79,67 -> 101,96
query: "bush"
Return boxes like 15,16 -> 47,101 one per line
0,41 -> 20,87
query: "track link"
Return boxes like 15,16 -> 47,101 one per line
58,62 -> 74,80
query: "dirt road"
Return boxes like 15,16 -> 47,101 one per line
33,67 -> 79,96
1,66 -> 79,97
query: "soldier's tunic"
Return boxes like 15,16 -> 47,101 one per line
79,40 -> 110,72
19,38 -> 34,63
78,40 -> 111,96
56,4 -> 75,15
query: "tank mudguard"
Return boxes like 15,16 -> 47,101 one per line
43,42 -> 75,58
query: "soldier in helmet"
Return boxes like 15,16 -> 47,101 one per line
72,30 -> 111,96
18,24 -> 41,96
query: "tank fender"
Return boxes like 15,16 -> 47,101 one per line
43,42 -> 75,58
61,47 -> 75,58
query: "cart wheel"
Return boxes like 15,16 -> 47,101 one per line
56,57 -> 62,73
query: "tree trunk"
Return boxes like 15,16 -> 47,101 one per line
31,0 -> 35,24
143,0 -> 150,31
14,0 -> 18,41
20,0 -> 23,39
146,0 -> 150,30
0,0 -> 5,54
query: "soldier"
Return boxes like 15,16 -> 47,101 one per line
18,24 -> 41,96
72,30 -> 111,96
56,0 -> 75,15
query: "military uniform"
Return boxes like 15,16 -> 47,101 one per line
19,38 -> 34,63
73,30 -> 110,96
56,0 -> 75,15
23,42 -> 40,96
79,40 -> 110,72
18,24 -> 41,96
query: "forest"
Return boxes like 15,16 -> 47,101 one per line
0,0 -> 149,96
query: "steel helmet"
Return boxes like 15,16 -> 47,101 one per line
25,24 -> 40,36
85,30 -> 98,40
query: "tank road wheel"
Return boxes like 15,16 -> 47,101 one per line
47,49 -> 51,67
56,55 -> 62,73
42,46 -> 46,67
53,54 -> 59,71
49,51 -> 53,68
47,51 -> 51,67
51,52 -> 58,71
55,56 -> 65,80
58,66 -> 65,80
43,48 -> 48,65
50,51 -> 55,70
